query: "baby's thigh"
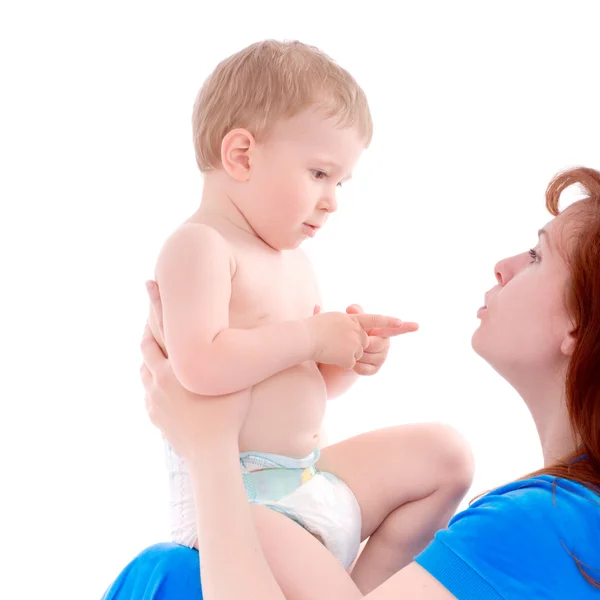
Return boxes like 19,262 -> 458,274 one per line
317,424 -> 474,539
250,505 -> 361,600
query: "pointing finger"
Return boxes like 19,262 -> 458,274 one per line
369,321 -> 419,338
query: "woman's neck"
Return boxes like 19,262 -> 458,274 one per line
515,373 -> 578,467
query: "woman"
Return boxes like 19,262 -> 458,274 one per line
103,167 -> 600,599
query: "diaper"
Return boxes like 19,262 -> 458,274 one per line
165,444 -> 362,570
165,443 -> 198,549
240,448 -> 362,570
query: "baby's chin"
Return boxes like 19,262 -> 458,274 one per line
261,235 -> 304,252
470,325 -> 486,357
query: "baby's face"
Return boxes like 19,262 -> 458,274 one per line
243,108 -> 365,250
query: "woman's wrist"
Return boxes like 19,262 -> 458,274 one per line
185,432 -> 240,472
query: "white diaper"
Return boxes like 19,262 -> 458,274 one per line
164,442 -> 198,549
165,444 -> 362,569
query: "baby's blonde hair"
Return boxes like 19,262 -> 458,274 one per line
192,39 -> 373,172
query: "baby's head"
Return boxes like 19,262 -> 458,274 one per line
192,40 -> 372,249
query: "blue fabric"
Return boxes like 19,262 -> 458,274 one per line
416,476 -> 600,599
101,476 -> 600,599
101,543 -> 202,599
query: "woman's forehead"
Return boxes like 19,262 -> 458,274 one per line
544,201 -> 588,254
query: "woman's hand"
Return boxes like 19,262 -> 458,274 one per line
141,280 -> 251,460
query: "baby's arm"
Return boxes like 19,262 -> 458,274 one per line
317,300 -> 359,399
318,362 -> 359,399
311,286 -> 359,400
155,223 -> 315,396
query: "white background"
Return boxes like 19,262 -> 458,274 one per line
2,1 -> 599,598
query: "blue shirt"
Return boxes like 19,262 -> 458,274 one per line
101,476 -> 600,600
101,543 -> 203,600
416,476 -> 600,599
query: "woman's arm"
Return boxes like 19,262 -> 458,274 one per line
187,440 -> 287,600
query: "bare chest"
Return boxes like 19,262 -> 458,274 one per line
228,246 -> 319,328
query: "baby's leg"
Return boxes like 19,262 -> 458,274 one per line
317,423 -> 474,594
247,505 -> 362,600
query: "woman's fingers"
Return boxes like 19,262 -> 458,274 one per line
141,325 -> 168,373
140,361 -> 152,386
144,393 -> 157,425
146,280 -> 165,338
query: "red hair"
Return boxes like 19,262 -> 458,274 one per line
537,167 -> 600,484
516,167 -> 600,586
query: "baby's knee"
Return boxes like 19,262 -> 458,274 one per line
428,423 -> 475,492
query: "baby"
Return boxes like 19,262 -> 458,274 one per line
148,40 -> 472,594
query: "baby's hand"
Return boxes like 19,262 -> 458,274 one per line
307,310 -> 369,369
346,304 -> 419,376
307,306 -> 412,370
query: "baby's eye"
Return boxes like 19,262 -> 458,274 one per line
311,170 -> 327,180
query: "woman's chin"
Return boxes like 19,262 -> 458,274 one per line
471,329 -> 511,379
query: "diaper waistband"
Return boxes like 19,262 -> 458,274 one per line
239,448 -> 320,474
239,448 -> 320,503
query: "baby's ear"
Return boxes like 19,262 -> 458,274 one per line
220,128 -> 255,182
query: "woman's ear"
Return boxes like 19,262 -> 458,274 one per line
220,128 -> 255,182
560,323 -> 577,357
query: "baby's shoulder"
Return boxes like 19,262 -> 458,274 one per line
157,221 -> 236,276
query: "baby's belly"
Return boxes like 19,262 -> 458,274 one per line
238,361 -> 327,458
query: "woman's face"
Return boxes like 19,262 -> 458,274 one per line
472,206 -> 578,384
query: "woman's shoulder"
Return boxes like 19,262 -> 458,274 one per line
415,476 -> 600,598
472,474 -> 599,519
461,474 -> 599,537
478,473 -> 599,500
